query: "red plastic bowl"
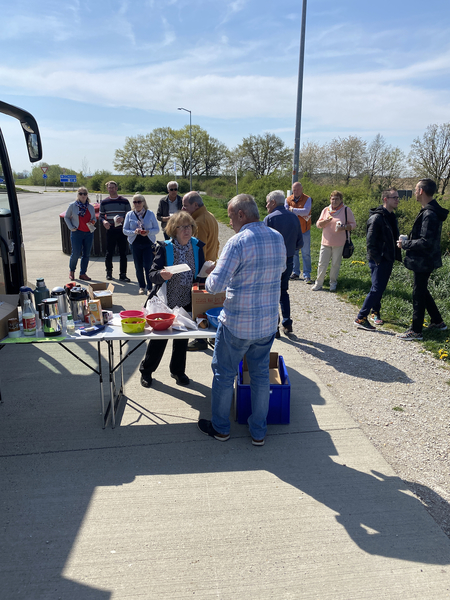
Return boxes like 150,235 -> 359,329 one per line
146,312 -> 175,331
120,310 -> 145,319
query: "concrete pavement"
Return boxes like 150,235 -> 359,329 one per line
0,190 -> 449,599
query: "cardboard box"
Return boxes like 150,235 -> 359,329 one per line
88,283 -> 115,309
88,299 -> 103,325
235,353 -> 290,424
191,283 -> 226,319
0,294 -> 19,341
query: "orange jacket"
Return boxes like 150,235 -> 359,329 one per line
286,193 -> 312,233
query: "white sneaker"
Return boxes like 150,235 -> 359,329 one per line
311,284 -> 322,291
138,288 -> 146,295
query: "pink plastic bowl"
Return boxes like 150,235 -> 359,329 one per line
120,310 -> 145,319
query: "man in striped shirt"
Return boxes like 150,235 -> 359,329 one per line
198,194 -> 286,446
100,181 -> 131,281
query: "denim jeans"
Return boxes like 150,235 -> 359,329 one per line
131,242 -> 154,290
69,230 -> 94,275
358,259 -> 393,319
412,271 -> 443,333
293,229 -> 311,277
211,322 -> 275,440
280,255 -> 294,328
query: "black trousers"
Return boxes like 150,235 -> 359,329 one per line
140,338 -> 188,376
412,271 -> 443,333
105,227 -> 128,275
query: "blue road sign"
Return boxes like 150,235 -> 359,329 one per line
43,174 -> 48,179
0,177 -> 4,183
60,175 -> 77,183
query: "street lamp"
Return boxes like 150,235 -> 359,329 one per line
178,107 -> 192,191
292,0 -> 307,185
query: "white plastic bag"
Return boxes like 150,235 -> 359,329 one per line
144,295 -> 172,316
172,306 -> 198,331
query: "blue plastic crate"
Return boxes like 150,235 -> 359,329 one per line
235,354 -> 290,424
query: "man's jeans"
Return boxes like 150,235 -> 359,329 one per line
69,230 -> 94,275
280,256 -> 294,328
358,259 -> 393,319
211,322 -> 275,440
412,271 -> 443,333
293,229 -> 311,277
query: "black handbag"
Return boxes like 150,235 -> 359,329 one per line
342,207 -> 354,259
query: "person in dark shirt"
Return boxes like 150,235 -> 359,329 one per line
156,181 -> 183,240
99,181 -> 132,281
264,190 -> 303,336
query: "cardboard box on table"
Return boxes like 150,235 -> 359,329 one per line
191,283 -> 225,319
0,294 -> 19,340
88,283 -> 115,309
235,352 -> 291,424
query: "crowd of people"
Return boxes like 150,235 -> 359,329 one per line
64,177 -> 448,445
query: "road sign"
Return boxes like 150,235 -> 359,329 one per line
60,175 -> 77,183
0,177 -> 4,183
41,166 -> 48,174
43,174 -> 48,179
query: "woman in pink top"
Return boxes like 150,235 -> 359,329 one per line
312,191 -> 356,291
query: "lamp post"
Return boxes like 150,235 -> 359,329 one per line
292,0 -> 307,185
178,107 -> 192,191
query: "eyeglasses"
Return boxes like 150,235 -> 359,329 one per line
133,200 -> 143,204
387,196 -> 399,199
177,224 -> 192,231
169,188 -> 178,191
78,192 -> 88,195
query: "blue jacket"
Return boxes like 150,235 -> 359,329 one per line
123,209 -> 159,245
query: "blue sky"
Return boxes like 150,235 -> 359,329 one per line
1,0 -> 450,174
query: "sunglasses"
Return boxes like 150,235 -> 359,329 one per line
169,188 -> 177,191
78,192 -> 88,195
133,200 -> 143,204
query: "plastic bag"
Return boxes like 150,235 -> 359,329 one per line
144,295 -> 172,316
172,306 -> 198,331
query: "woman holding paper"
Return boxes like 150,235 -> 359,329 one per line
64,187 -> 97,281
139,211 -> 207,388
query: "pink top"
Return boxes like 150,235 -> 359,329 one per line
316,205 -> 356,247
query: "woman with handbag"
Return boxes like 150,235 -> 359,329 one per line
139,211 -> 207,388
123,194 -> 159,294
311,191 -> 356,291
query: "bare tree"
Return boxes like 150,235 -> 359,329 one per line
408,123 -> 450,193
298,140 -> 327,180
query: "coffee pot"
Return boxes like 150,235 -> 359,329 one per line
19,286 -> 35,313
68,286 -> 89,323
51,286 -> 69,315
38,298 -> 62,337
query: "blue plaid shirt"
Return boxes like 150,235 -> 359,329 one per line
206,221 -> 286,339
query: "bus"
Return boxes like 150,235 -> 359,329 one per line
0,101 -> 42,294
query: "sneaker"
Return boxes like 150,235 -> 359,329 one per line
106,273 -> 113,281
187,339 -> 208,351
329,283 -> 337,292
170,373 -> 190,386
304,277 -> 312,283
371,313 -> 384,325
140,373 -> 152,388
289,273 -> 300,280
426,321 -> 447,331
311,284 -> 322,291
119,274 -> 131,282
138,288 -> 146,295
197,419 -> 230,442
252,437 -> 265,446
79,273 -> 91,281
282,324 -> 293,334
397,330 -> 423,341
354,317 -> 376,331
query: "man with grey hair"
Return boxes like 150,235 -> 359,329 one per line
264,190 -> 303,335
182,191 -> 220,351
157,181 -> 182,240
198,194 -> 286,446
182,191 -> 219,262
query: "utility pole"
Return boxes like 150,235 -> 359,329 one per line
178,107 -> 192,190
292,0 -> 308,185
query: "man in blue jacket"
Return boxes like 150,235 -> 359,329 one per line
397,179 -> 448,340
264,190 -> 303,336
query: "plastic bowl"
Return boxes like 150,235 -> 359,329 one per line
205,307 -> 222,329
121,317 -> 146,334
120,310 -> 145,319
146,312 -> 175,331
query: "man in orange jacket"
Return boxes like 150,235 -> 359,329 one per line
285,181 -> 312,282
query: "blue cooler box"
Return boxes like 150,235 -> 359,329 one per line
235,353 -> 290,424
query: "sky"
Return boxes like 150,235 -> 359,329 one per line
1,0 -> 450,175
